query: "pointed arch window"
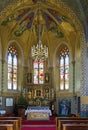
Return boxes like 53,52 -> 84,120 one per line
59,46 -> 69,90
33,60 -> 44,84
8,45 -> 18,90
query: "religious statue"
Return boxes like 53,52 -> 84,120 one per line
26,73 -> 32,83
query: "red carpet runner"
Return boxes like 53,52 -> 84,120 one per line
22,127 -> 56,130
22,116 -> 56,130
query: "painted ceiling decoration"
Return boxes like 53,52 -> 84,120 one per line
0,0 -> 88,44
0,0 -> 76,38
0,0 -> 88,25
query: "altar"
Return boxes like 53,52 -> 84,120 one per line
25,106 -> 52,120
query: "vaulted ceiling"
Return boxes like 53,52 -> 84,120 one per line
0,0 -> 87,63
0,0 -> 88,28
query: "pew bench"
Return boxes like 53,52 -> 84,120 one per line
0,124 -> 13,130
0,117 -> 22,130
59,120 -> 88,130
63,124 -> 88,130
56,117 -> 88,130
0,119 -> 18,130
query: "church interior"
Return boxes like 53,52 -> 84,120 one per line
0,0 -> 88,125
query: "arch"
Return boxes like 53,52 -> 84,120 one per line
50,2 -> 86,102
4,39 -> 25,91
53,41 -> 72,67
54,43 -> 70,90
5,39 -> 24,65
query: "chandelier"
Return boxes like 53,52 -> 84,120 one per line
31,10 -> 48,61
31,40 -> 48,61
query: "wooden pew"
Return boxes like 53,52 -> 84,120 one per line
56,117 -> 88,130
0,119 -> 18,130
59,120 -> 88,130
0,117 -> 22,130
63,124 -> 88,130
0,124 -> 13,130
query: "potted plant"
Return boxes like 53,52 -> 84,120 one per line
17,94 -> 28,108
16,94 -> 28,117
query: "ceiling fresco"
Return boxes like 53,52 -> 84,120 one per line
0,0 -> 87,62
0,0 -> 88,43
0,0 -> 75,39
1,7 -> 56,36
1,2 -> 74,37
0,0 -> 88,25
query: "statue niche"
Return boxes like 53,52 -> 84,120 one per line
27,73 -> 32,83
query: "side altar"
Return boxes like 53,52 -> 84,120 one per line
25,106 -> 52,120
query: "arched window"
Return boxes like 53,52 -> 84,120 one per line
8,45 -> 18,90
33,60 -> 44,84
59,46 -> 69,90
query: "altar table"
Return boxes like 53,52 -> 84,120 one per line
25,107 -> 52,120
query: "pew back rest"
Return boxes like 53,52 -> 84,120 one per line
59,120 -> 88,130
0,117 -> 22,130
0,119 -> 18,130
56,117 -> 88,130
63,123 -> 88,130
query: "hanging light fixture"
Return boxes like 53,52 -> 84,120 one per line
31,40 -> 48,61
31,9 -> 48,61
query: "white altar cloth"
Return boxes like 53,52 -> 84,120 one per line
25,107 -> 52,116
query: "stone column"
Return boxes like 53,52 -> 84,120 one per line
71,61 -> 75,94
1,59 -> 7,93
80,38 -> 88,117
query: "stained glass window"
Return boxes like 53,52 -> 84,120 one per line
33,60 -> 44,84
8,45 -> 18,90
59,46 -> 69,90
